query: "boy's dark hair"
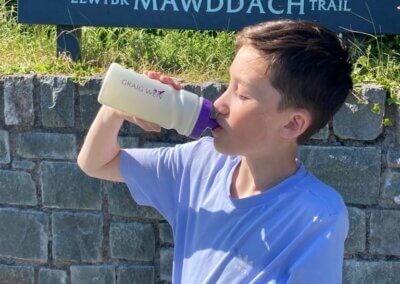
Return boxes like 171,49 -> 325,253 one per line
236,19 -> 353,144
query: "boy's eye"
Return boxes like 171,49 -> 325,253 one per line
239,95 -> 249,100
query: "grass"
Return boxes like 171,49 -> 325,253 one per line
1,0 -> 400,93
0,0 -> 235,83
349,34 -> 400,103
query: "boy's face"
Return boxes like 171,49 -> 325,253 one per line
212,45 -> 297,156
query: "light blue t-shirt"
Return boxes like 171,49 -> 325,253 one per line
120,137 -> 349,284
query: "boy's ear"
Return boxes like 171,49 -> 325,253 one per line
281,109 -> 312,139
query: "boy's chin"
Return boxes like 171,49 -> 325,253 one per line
213,139 -> 238,156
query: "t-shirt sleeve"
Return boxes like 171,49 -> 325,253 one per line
286,212 -> 349,284
119,143 -> 187,224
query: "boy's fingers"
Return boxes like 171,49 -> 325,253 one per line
146,71 -> 161,80
172,81 -> 182,90
159,75 -> 171,84
160,75 -> 181,90
160,75 -> 182,90
144,71 -> 182,90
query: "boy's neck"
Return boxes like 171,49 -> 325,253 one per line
230,147 -> 299,199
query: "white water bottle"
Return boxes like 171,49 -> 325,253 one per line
97,63 -> 218,138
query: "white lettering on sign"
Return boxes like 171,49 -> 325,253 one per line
310,0 -> 350,11
227,0 -> 243,13
160,0 -> 179,11
287,0 -> 305,15
268,0 -> 284,14
182,0 -> 202,12
134,0 -> 158,10
70,0 -> 352,14
70,0 -> 129,4
246,0 -> 265,14
207,0 -> 224,12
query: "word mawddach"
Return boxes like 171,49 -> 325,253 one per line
19,0 -> 400,33
70,0 -> 351,15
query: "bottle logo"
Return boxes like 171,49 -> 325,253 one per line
122,79 -> 165,99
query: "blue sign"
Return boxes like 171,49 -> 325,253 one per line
18,0 -> 400,33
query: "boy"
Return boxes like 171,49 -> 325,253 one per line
78,19 -> 353,283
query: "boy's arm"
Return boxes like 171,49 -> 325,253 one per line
77,105 -> 160,182
77,70 -> 181,182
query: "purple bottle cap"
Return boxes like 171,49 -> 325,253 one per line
189,98 -> 219,139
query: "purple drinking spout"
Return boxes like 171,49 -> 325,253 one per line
207,118 -> 219,130
189,98 -> 219,139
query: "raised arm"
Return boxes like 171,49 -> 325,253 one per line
77,70 -> 181,182
77,106 -> 160,182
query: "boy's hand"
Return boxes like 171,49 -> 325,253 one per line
143,70 -> 182,91
107,70 -> 182,132
106,106 -> 161,132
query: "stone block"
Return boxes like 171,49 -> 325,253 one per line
381,170 -> 400,206
386,149 -> 400,168
116,266 -> 154,284
0,78 -> 4,126
333,84 -> 385,140
0,265 -> 34,284
344,260 -> 400,284
0,130 -> 10,164
38,76 -> 75,127
118,136 -> 140,149
4,76 -> 34,126
38,269 -> 67,284
110,222 -> 155,261
310,124 -> 329,140
0,170 -> 37,206
160,247 -> 173,282
41,161 -> 101,210
370,210 -> 400,256
182,84 -> 201,96
159,223 -> 174,245
52,212 -> 103,262
142,141 -> 176,148
78,77 -> 102,96
12,159 -> 36,171
201,82 -> 226,101
71,265 -> 115,284
0,208 -> 48,261
79,78 -> 102,129
298,146 -> 381,205
121,121 -> 145,136
345,207 -> 366,253
396,90 -> 400,145
17,132 -> 76,160
107,183 -> 163,220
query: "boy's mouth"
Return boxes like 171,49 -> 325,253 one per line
211,120 -> 223,135
211,123 -> 220,130
211,126 -> 222,135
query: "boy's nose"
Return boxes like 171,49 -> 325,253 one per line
213,94 -> 229,115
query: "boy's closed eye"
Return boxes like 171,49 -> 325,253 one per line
239,95 -> 250,100
236,91 -> 250,100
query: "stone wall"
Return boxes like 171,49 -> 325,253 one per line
0,75 -> 399,284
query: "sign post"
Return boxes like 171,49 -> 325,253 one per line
57,25 -> 82,61
18,0 -> 400,60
